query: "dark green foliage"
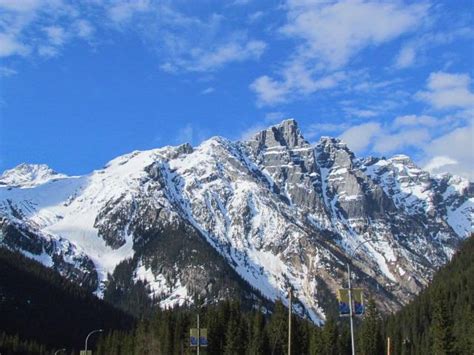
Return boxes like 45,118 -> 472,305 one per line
0,247 -> 134,353
2,234 -> 472,354
384,235 -> 474,355
0,331 -> 48,354
357,298 -> 383,355
103,258 -> 154,317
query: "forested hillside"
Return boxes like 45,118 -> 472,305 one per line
93,235 -> 474,355
383,235 -> 474,354
0,248 -> 134,353
1,236 -> 472,354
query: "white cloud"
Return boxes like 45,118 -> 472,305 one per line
0,0 -> 266,74
44,25 -> 66,46
251,63 -> 345,106
0,66 -> 17,77
0,33 -> 29,57
417,72 -> 474,110
201,87 -> 215,95
393,26 -> 474,70
338,122 -> 381,153
38,45 -> 58,57
175,123 -> 210,146
176,123 -> 194,145
186,40 -> 266,72
239,123 -> 267,141
394,44 -> 416,69
282,0 -> 428,68
372,129 -> 430,154
305,122 -> 348,141
393,114 -> 438,128
250,75 -> 289,105
423,124 -> 474,179
0,0 -> 42,12
75,20 -> 94,39
107,0 -> 151,23
333,112 -> 473,179
264,112 -> 287,123
343,107 -> 378,118
424,156 -> 458,173
251,0 -> 427,105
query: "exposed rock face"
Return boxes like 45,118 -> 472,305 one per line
0,119 -> 472,322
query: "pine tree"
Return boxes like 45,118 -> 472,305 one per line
266,301 -> 288,355
358,298 -> 382,355
431,292 -> 453,355
248,309 -> 267,355
321,316 -> 338,355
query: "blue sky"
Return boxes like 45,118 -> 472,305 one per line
0,0 -> 473,179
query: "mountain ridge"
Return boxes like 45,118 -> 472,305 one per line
0,119 -> 472,323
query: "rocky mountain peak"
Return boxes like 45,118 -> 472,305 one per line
0,163 -> 66,187
316,136 -> 355,168
0,118 -> 472,324
248,118 -> 308,150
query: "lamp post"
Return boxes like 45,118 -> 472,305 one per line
347,238 -> 381,355
288,287 -> 292,355
53,349 -> 66,355
84,329 -> 103,353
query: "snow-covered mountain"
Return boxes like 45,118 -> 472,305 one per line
0,119 -> 472,323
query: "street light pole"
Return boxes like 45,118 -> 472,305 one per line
197,312 -> 200,355
347,262 -> 355,355
288,287 -> 292,355
84,329 -> 103,352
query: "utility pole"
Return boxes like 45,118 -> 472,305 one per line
288,287 -> 292,355
348,262 -> 355,355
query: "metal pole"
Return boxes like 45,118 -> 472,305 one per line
288,287 -> 292,355
344,238 -> 381,355
348,263 -> 355,355
387,337 -> 391,355
197,313 -> 200,355
85,329 -> 103,352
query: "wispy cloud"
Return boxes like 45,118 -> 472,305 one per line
250,0 -> 428,105
201,87 -> 215,95
0,0 -> 266,74
334,110 -> 472,178
0,66 -> 17,77
174,123 -> 210,146
0,33 -> 30,57
282,0 -> 428,69
416,71 -> 474,110
338,122 -> 382,152
393,26 -> 474,69
162,39 -> 266,73
251,66 -> 345,106
394,44 -> 416,69
423,123 -> 474,179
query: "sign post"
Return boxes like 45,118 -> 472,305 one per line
337,288 -> 364,316
190,327 -> 208,352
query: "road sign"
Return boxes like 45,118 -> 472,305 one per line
338,288 -> 364,316
352,289 -> 364,315
190,328 -> 208,347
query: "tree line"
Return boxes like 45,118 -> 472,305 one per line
1,236 -> 472,354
